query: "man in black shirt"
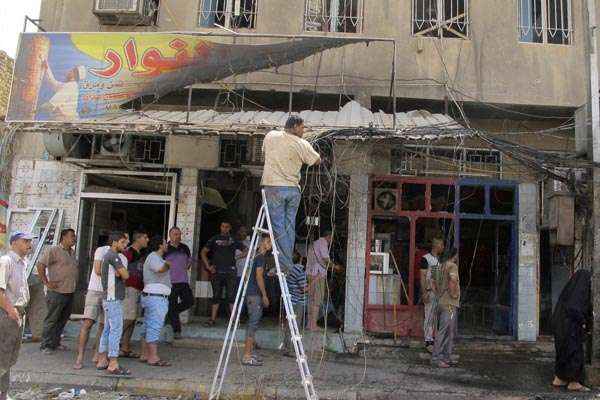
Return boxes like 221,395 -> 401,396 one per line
201,222 -> 246,326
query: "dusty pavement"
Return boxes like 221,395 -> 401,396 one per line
8,337 -> 599,400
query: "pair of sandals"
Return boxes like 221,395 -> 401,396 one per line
96,364 -> 132,377
242,355 -> 263,366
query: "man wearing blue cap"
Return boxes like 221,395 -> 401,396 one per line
0,232 -> 34,400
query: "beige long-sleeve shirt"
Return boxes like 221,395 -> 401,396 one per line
261,130 -> 321,188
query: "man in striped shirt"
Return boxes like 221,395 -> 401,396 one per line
282,252 -> 307,357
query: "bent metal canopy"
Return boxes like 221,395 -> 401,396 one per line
7,32 -> 367,122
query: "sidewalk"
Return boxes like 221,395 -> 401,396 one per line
11,329 -> 594,400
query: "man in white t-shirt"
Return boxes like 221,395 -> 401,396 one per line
73,235 -> 128,370
420,238 -> 444,353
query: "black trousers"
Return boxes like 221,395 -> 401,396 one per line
41,291 -> 73,350
167,282 -> 194,333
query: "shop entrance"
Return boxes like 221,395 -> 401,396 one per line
365,177 -> 517,338
74,170 -> 176,313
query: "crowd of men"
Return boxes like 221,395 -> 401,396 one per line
0,115 -> 324,397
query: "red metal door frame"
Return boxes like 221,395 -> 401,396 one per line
365,175 -> 457,336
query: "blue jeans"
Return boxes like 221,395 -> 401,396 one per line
141,294 -> 169,343
245,295 -> 263,338
99,300 -> 123,358
264,186 -> 301,272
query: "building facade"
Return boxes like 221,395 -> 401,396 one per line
3,0 -> 588,345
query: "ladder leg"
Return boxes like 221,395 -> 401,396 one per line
209,207 -> 268,400
210,192 -> 319,400
261,189 -> 319,400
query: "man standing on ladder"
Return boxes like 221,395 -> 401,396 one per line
261,116 -> 321,274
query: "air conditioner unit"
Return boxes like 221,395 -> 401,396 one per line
373,188 -> 398,213
93,0 -> 158,25
94,134 -> 131,159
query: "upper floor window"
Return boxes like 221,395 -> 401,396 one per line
198,0 -> 258,29
519,0 -> 572,44
304,0 -> 363,33
412,0 -> 469,39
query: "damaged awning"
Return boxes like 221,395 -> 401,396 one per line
12,101 -> 471,140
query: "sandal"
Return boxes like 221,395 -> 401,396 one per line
106,367 -> 132,376
119,350 -> 140,359
96,364 -> 108,370
204,320 -> 216,327
242,357 -> 263,367
147,360 -> 171,367
567,385 -> 591,392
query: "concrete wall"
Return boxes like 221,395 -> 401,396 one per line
38,0 -> 588,108
9,159 -> 82,233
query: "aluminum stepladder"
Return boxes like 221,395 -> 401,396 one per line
209,189 -> 318,400
6,207 -> 64,279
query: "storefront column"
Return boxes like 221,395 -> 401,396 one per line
176,168 -> 201,324
517,183 -> 540,341
344,173 -> 369,336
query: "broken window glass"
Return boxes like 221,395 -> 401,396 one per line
199,0 -> 258,29
519,0 -> 571,44
304,0 -> 362,33
412,0 -> 469,39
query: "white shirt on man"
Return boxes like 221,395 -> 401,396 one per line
0,251 -> 30,308
88,245 -> 128,292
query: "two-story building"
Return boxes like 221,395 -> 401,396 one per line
2,0 -> 591,347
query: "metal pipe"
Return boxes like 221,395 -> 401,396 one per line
23,16 -> 46,32
392,40 -> 397,129
185,86 -> 193,123
43,29 -> 395,43
170,30 -> 396,43
288,37 -> 295,114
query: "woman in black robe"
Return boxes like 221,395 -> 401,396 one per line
552,269 -> 592,391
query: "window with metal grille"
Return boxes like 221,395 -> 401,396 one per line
519,0 -> 572,44
391,146 -> 501,177
130,136 -> 166,164
412,0 -> 469,39
198,0 -> 258,29
304,0 -> 363,33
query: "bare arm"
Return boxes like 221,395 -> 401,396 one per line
256,267 -> 269,307
448,276 -> 459,299
93,259 -> 102,276
115,266 -> 129,280
157,261 -> 171,274
42,60 -> 62,92
201,247 -> 214,273
36,263 -> 49,285
37,255 -> 58,290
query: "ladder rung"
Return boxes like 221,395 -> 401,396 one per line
256,228 -> 269,234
